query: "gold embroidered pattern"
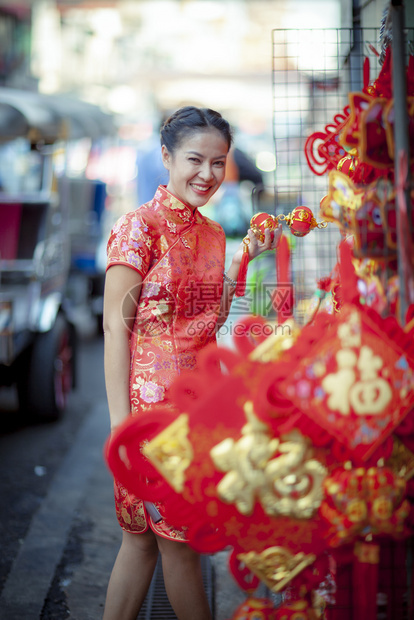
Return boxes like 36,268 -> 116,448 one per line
237,547 -> 316,593
386,436 -> 414,480
249,319 -> 299,363
210,402 -> 327,518
322,311 -> 392,416
143,414 -> 193,492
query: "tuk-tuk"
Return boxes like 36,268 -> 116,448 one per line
0,88 -> 114,420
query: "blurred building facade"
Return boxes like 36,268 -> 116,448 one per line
0,1 -> 411,144
0,0 -> 413,227
0,1 -> 412,160
0,1 -> 345,119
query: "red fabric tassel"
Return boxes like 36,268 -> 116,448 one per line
363,56 -> 370,91
274,233 -> 293,321
235,245 -> 250,297
317,276 -> 332,292
352,542 -> 379,620
338,238 -> 359,304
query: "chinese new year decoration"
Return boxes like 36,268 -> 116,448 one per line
105,39 -> 414,620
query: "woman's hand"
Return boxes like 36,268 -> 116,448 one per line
233,225 -> 282,264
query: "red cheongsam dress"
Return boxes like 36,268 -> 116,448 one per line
106,185 -> 226,540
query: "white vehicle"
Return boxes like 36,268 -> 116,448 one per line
0,88 -> 113,420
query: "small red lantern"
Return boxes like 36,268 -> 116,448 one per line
235,212 -> 280,297
284,206 -> 325,237
235,208 -> 326,297
250,212 -> 279,242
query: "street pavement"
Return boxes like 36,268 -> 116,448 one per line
0,394 -> 253,620
0,322 -> 265,620
0,239 -> 274,619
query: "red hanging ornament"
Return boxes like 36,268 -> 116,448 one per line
282,206 -> 327,237
352,542 -> 379,620
228,549 -> 260,592
235,209 -> 327,296
235,212 -> 280,298
304,106 -> 350,176
279,303 -> 414,464
363,56 -> 370,91
275,233 -> 294,321
235,238 -> 250,298
228,596 -> 276,620
337,148 -> 358,178
250,212 -> 279,242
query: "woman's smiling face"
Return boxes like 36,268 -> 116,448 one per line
162,128 -> 229,210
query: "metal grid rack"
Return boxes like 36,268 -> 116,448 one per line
272,25 -> 414,620
272,26 -> 414,324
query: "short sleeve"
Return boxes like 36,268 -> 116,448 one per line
106,210 -> 153,277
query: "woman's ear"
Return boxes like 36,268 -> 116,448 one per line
161,145 -> 171,170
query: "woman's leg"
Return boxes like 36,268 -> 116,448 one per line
103,529 -> 159,620
157,535 -> 213,620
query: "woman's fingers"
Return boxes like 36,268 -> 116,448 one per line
246,225 -> 281,259
264,227 -> 273,249
272,225 -> 283,248
246,228 -> 258,251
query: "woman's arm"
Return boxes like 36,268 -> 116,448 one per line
103,265 -> 143,432
216,226 -> 282,330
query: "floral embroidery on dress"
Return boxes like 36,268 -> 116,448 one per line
112,214 -> 126,233
126,252 -> 143,271
178,210 -> 192,223
132,377 -> 145,391
142,281 -> 161,297
131,219 -> 148,238
150,301 -> 171,317
159,340 -> 173,353
164,196 -> 184,211
166,220 -> 177,233
177,352 -> 198,370
107,211 -> 153,276
160,235 -> 169,253
140,380 -> 165,403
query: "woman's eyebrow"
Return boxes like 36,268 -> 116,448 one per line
186,150 -> 227,159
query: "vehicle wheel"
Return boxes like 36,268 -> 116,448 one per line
17,314 -> 75,421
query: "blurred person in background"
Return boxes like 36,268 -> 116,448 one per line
207,144 -> 264,237
103,105 -> 278,620
135,115 -> 169,205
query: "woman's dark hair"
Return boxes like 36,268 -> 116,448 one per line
160,106 -> 233,153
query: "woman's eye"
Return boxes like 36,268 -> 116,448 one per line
189,157 -> 200,163
214,161 -> 225,167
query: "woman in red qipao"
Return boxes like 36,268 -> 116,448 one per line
102,106 -> 279,620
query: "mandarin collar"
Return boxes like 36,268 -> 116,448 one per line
155,185 -> 202,222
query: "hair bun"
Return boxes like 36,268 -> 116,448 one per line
160,106 -> 232,153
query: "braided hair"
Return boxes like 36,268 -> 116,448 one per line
160,106 -> 233,154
